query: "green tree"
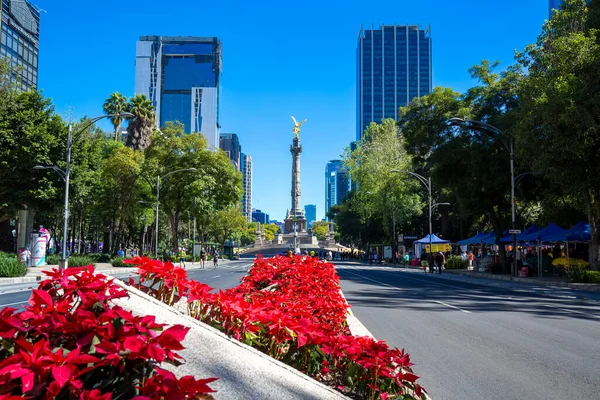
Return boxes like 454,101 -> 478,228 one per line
345,119 -> 422,244
208,207 -> 247,246
143,122 -> 242,254
126,94 -> 155,151
312,221 -> 330,241
103,92 -> 129,141
516,0 -> 600,266
0,90 -> 66,220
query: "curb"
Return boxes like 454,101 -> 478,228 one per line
0,259 -> 238,286
443,270 -> 600,292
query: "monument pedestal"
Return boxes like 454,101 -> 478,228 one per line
284,216 -> 307,234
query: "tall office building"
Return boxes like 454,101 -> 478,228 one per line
0,0 -> 40,91
325,160 -> 350,220
304,204 -> 316,228
135,36 -> 222,150
356,24 -> 432,140
241,153 -> 252,222
219,133 -> 241,171
252,209 -> 269,225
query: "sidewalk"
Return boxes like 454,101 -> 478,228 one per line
0,259 -> 234,286
350,260 -> 600,293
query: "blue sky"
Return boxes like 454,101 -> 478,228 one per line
35,0 -> 548,221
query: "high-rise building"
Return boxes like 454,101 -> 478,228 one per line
241,153 -> 252,222
325,160 -> 350,220
252,209 -> 269,225
219,133 -> 241,171
356,24 -> 432,140
135,36 -> 222,150
0,0 -> 40,91
304,204 -> 316,228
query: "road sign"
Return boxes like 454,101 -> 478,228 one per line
508,229 -> 522,234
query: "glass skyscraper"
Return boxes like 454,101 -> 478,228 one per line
241,153 -> 252,222
0,0 -> 40,91
135,36 -> 222,150
304,204 -> 316,228
356,24 -> 432,140
219,133 -> 241,171
325,160 -> 350,220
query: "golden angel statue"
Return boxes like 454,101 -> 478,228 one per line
291,116 -> 307,139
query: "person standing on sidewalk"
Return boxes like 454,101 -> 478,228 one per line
428,252 -> 435,273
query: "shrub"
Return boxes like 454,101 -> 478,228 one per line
45,254 -> 61,265
66,255 -> 95,268
111,256 -> 126,268
0,258 -> 27,277
566,266 -> 600,283
446,255 -> 468,270
0,266 -> 217,398
129,256 -> 427,399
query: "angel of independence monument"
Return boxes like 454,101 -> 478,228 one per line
284,116 -> 308,235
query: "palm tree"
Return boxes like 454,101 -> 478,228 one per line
102,92 -> 128,141
126,94 -> 156,151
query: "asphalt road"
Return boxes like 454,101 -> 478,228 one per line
0,260 -> 253,311
336,263 -> 600,400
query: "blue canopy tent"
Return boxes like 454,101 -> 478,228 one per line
414,234 -> 450,257
455,232 -> 486,246
544,221 -> 591,243
500,225 -> 542,243
518,223 -> 566,278
415,234 -> 451,244
480,231 -> 498,245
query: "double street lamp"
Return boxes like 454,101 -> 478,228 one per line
34,113 -> 134,270
448,118 -> 517,276
391,170 -> 450,258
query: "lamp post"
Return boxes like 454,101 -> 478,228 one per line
34,113 -> 134,270
449,117 -> 516,276
391,170 -> 450,259
153,168 -> 197,259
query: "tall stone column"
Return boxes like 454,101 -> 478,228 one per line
290,137 -> 302,215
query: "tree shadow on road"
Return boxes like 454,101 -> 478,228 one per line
337,267 -> 600,322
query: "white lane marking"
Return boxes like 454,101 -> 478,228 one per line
342,270 -> 473,314
542,304 -> 600,319
0,300 -> 28,307
435,300 -> 472,313
212,275 -> 221,279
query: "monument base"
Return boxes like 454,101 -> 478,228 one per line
284,217 -> 307,234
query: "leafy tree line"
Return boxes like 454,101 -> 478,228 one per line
0,77 -> 245,256
331,0 -> 600,269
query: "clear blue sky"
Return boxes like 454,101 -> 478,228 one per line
35,0 -> 549,221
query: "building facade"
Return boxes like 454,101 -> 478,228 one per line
0,0 -> 40,91
134,36 -> 222,150
356,24 -> 432,140
325,160 -> 350,220
304,204 -> 316,228
241,153 -> 252,222
252,209 -> 269,225
219,133 -> 241,171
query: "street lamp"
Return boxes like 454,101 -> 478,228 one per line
391,170 -> 450,260
448,117 -> 516,276
34,113 -> 134,270
154,168 -> 197,259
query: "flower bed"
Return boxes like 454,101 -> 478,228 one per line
128,255 -> 427,399
0,266 -> 216,399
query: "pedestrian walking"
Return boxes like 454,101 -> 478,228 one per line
435,251 -> 445,274
213,252 -> 219,268
200,248 -> 206,269
179,248 -> 187,268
